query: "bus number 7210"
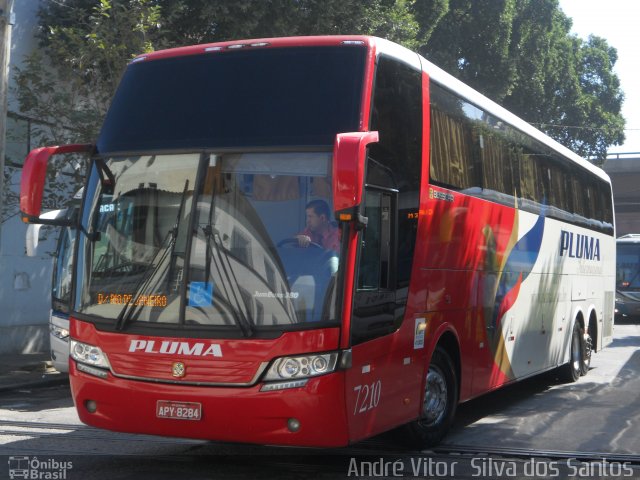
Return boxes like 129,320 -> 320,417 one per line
353,380 -> 382,415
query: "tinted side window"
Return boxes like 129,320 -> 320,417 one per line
429,82 -> 613,235
370,56 -> 422,191
352,55 -> 422,345
369,55 -> 422,287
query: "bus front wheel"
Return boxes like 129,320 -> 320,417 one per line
405,347 -> 458,447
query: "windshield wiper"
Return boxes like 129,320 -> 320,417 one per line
201,165 -> 254,337
167,180 -> 190,289
202,225 -> 254,338
114,232 -> 172,330
114,180 -> 189,331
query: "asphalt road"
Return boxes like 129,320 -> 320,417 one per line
0,324 -> 639,479
445,322 -> 640,455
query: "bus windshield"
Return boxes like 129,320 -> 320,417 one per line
617,243 -> 640,291
75,151 -> 341,332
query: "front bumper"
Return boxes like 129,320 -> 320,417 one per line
70,361 -> 350,447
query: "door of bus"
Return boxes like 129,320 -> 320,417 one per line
344,186 -> 422,442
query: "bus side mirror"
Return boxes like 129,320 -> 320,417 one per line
20,144 -> 93,225
332,131 -> 378,227
25,209 -> 69,257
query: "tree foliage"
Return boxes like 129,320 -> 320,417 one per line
422,0 -> 624,161
152,0 -> 421,49
6,0 -> 161,218
13,0 -> 626,163
23,0 -> 161,138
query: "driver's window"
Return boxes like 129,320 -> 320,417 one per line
352,185 -> 395,345
357,188 -> 391,291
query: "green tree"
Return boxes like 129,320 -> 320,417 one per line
560,35 -> 625,161
503,1 -> 624,161
15,0 -> 161,144
6,0 -> 160,219
501,0 -> 574,124
422,0 -> 625,162
411,0 -> 450,45
421,0 -> 518,101
153,0 -> 420,49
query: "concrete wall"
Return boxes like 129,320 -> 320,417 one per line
0,0 -> 55,354
603,154 -> 640,237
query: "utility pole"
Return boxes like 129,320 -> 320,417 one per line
0,0 -> 14,252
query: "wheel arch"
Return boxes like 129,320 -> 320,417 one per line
436,331 -> 461,396
406,325 -> 461,447
587,308 -> 599,352
425,326 -> 461,402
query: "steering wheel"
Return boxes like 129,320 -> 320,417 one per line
277,237 -> 324,250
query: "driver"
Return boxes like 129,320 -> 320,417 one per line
296,200 -> 340,252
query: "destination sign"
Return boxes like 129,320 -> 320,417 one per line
97,293 -> 168,307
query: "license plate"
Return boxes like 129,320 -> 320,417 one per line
156,400 -> 202,421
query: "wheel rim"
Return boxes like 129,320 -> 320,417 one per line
583,332 -> 593,366
422,365 -> 448,426
571,329 -> 581,372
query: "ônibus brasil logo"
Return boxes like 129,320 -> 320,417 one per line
8,456 -> 72,479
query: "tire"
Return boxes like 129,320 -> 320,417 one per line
580,324 -> 593,376
404,347 -> 458,447
561,322 -> 583,382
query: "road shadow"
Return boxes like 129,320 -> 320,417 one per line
0,384 -> 73,413
443,333 -> 640,455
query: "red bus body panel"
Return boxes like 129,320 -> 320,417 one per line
418,185 -> 519,400
70,361 -> 349,447
70,321 -> 349,446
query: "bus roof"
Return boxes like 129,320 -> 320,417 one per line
618,234 -> 640,243
131,35 -> 374,62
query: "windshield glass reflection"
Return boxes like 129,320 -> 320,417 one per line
76,152 -> 341,331
186,152 -> 340,328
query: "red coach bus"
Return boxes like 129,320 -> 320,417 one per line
20,36 -> 615,447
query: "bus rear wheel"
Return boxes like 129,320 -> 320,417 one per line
405,347 -> 458,447
561,322 -> 583,382
581,324 -> 593,376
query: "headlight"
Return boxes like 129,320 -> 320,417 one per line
263,352 -> 339,382
70,340 -> 110,369
50,324 -> 70,341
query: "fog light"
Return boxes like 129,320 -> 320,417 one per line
287,418 -> 301,432
85,400 -> 97,413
